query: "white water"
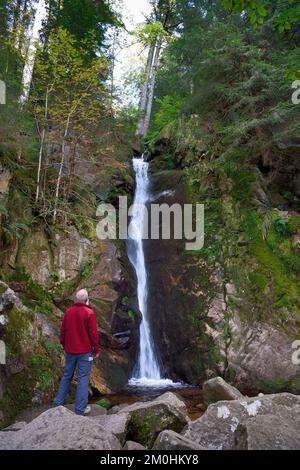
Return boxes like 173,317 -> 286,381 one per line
127,156 -> 182,389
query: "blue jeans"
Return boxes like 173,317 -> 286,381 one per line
53,352 -> 93,415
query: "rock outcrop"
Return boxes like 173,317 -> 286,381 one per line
153,430 -> 206,450
202,377 -> 243,405
0,406 -> 121,450
123,440 -> 146,450
2,391 -> 299,450
183,393 -> 300,450
118,392 -> 189,448
0,281 -> 63,428
144,123 -> 300,395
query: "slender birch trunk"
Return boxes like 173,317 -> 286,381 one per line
53,112 -> 71,222
136,41 -> 156,137
35,86 -> 49,203
19,0 -> 48,104
142,41 -> 162,137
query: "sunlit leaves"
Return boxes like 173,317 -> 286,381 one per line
222,0 -> 300,30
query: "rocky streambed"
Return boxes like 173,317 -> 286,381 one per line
1,378 -> 299,450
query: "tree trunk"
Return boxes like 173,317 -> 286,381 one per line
35,86 -> 49,203
136,41 -> 156,138
19,0 -> 48,104
142,41 -> 162,137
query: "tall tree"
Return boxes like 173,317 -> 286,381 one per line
31,27 -> 110,220
135,0 -> 177,138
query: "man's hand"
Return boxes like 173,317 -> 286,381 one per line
93,352 -> 100,360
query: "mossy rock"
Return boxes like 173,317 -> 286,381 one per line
288,215 -> 300,235
126,404 -> 187,448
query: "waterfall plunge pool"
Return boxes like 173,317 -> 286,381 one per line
97,384 -> 205,421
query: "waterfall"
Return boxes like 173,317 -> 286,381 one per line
127,156 -> 180,388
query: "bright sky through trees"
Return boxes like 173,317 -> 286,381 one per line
112,0 -> 152,106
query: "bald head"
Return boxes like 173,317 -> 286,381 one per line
76,289 -> 89,304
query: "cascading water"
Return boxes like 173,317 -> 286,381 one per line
127,156 -> 180,388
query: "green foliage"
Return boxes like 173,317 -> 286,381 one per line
127,309 -> 135,320
136,21 -> 171,46
46,0 -> 119,51
242,209 -> 300,311
274,217 -> 288,236
96,398 -> 112,410
0,266 -> 53,314
3,305 -> 30,357
148,95 -> 183,139
222,0 -> 300,31
127,412 -> 161,447
288,215 -> 300,234
30,355 -> 55,390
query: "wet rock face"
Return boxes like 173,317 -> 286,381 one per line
144,136 -> 300,394
143,169 -> 215,383
183,393 -> 300,450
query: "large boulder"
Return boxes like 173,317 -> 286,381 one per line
234,414 -> 300,450
118,392 -> 189,448
202,377 -> 243,406
65,403 -> 107,417
0,406 -> 121,450
183,393 -> 300,450
153,430 -> 206,450
93,413 -> 130,445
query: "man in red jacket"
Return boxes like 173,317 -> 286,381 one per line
53,289 -> 99,415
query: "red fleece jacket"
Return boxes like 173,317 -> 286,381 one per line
60,303 -> 99,355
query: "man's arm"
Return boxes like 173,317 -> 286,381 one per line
87,311 -> 100,357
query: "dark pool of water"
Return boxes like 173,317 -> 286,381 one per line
98,385 -> 205,421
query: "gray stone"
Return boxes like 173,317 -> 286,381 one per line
123,440 -> 146,450
0,281 -> 28,314
153,430 -> 206,450
17,230 -> 53,285
203,377 -> 243,405
2,422 -> 27,432
34,312 -> 58,338
118,392 -> 189,448
234,414 -> 300,450
0,406 -> 121,450
53,226 -> 96,281
108,403 -> 129,414
93,413 -> 130,445
183,393 -> 300,450
206,278 -> 300,393
65,404 -> 107,417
